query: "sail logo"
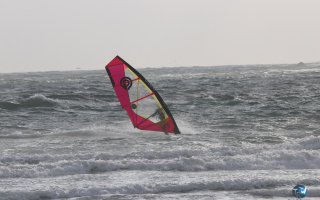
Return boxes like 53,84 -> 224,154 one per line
120,77 -> 132,90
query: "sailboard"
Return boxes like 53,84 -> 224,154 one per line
105,56 -> 180,134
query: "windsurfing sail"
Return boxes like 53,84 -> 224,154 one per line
105,55 -> 180,134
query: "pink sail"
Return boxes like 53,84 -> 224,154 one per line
105,56 -> 180,134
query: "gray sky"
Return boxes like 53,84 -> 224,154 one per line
0,0 -> 320,73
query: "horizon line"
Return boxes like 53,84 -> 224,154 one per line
0,60 -> 319,74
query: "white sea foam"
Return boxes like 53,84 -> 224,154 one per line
1,135 -> 320,180
0,170 -> 319,200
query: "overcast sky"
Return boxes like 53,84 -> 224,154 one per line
0,0 -> 320,73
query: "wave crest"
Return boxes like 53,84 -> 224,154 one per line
0,94 -> 61,110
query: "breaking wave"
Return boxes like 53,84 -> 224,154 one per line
0,172 -> 319,200
1,135 -> 320,179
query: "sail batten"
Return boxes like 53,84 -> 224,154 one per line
105,55 -> 180,134
130,92 -> 154,104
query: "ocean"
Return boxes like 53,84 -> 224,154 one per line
1,63 -> 320,200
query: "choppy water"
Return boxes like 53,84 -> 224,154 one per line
1,63 -> 320,200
